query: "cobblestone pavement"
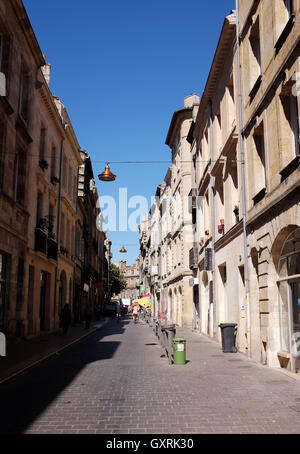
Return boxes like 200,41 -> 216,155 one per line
1,315 -> 300,434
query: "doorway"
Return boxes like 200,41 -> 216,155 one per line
40,271 -> 47,331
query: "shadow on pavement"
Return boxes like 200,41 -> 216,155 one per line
0,317 -> 128,434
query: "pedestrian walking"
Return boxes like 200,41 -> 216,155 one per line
132,305 -> 139,324
85,305 -> 92,329
116,301 -> 121,320
60,303 -> 71,334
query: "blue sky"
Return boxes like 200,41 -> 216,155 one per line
23,0 -> 234,265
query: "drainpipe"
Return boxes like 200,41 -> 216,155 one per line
192,119 -> 201,333
53,137 -> 64,330
195,152 -> 201,334
209,99 -> 217,336
236,0 -> 250,355
159,216 -> 162,319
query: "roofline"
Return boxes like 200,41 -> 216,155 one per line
165,107 -> 193,148
194,12 -> 236,133
12,0 -> 45,68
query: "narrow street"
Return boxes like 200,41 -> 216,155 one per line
1,317 -> 300,435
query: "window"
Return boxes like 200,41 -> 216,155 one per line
218,263 -> 227,285
61,213 -> 65,247
249,18 -> 261,94
0,119 -> 4,190
71,225 -> 75,256
227,75 -> 235,132
62,156 -> 67,190
14,148 -> 27,205
16,258 -> 24,312
275,0 -> 295,53
0,28 -> 10,95
215,170 -> 224,228
66,219 -> 70,253
39,128 -> 46,162
0,252 -> 8,333
0,35 -> 3,72
19,63 -> 30,123
214,109 -> 222,154
48,204 -> 54,236
252,122 -> 267,204
280,87 -> 299,158
68,165 -> 72,195
36,192 -> 43,226
51,146 -> 56,177
75,225 -> 81,258
73,175 -> 77,203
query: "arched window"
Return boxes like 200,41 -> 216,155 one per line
277,227 -> 300,372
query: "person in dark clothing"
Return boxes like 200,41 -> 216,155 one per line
85,305 -> 92,329
60,303 -> 71,334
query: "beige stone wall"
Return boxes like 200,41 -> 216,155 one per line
239,0 -> 300,370
0,0 -> 107,340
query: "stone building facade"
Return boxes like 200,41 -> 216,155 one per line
191,12 -> 244,346
191,1 -> 300,372
0,0 -> 109,340
0,0 -> 61,338
117,259 -> 140,300
139,212 -> 151,297
142,95 -> 200,327
140,1 -> 300,374
237,0 -> 300,371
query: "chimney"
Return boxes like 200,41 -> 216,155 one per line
184,93 -> 200,108
42,56 -> 51,86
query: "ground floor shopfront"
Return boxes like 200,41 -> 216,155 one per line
192,201 -> 300,373
24,250 -> 57,338
0,234 -> 27,339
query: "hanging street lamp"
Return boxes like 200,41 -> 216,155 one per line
120,245 -> 127,253
98,162 -> 116,182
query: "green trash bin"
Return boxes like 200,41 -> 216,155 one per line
173,338 -> 186,365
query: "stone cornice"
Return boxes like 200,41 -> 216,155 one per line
246,172 -> 300,232
38,83 -> 65,138
214,221 -> 243,253
11,0 -> 45,68
166,269 -> 194,286
61,194 -> 76,215
194,13 -> 236,139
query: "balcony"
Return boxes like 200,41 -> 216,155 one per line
35,228 -> 47,254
